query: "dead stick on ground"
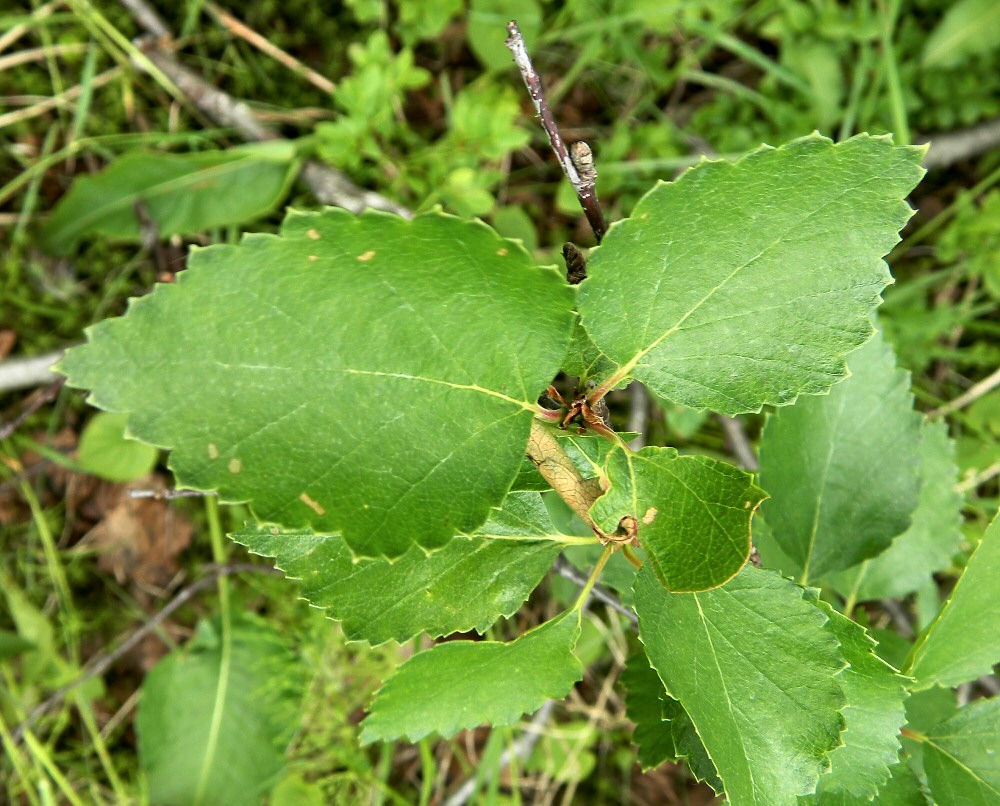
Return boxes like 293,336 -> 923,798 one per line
505,20 -> 607,243
929,365 -> 1000,419
118,0 -> 409,217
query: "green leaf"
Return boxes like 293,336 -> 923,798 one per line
58,210 -> 574,559
269,773 -> 326,806
621,676 -> 726,793
233,492 -> 566,645
923,696 -> 1000,805
360,612 -> 583,743
622,651 -> 678,771
659,697 -> 724,794
77,411 -> 159,482
136,612 -> 305,806
561,314 -> 618,383
923,0 -> 1000,68
757,329 -> 923,582
524,720 -> 598,782
901,685 -> 959,779
634,565 -> 847,805
557,430 -> 624,479
592,446 -> 765,591
810,605 -> 908,799
906,509 -> 1000,690
826,418 -> 964,601
468,0 -> 542,70
810,762 -> 928,806
39,143 -> 298,256
0,629 -> 35,661
578,134 -> 924,416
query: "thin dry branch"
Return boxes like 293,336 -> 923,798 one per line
117,0 -> 171,39
505,20 -> 607,243
118,0 -> 410,217
929,365 -> 1000,419
0,377 -> 65,440
0,350 -> 66,394
922,117 -> 1000,169
717,415 -> 759,471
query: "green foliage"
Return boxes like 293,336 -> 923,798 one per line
621,652 -> 678,771
232,493 -> 566,646
77,411 -> 159,482
136,613 -> 305,806
13,4 -> 1000,804
826,418 -> 964,602
593,446 -> 765,591
55,127 -> 965,804
808,603 -> 908,799
905,510 -> 1000,690
468,0 -> 542,70
577,135 -> 925,415
360,613 -> 582,743
315,31 -> 430,175
922,0 -> 1000,68
758,329 -> 924,582
634,565 -> 848,804
920,695 -> 1000,804
38,143 -> 299,256
58,209 -> 574,559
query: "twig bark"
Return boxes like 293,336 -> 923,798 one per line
553,557 -> 638,626
626,382 -> 649,451
717,415 -> 759,471
0,377 -> 65,440
922,116 -> 1000,169
505,21 -> 607,243
442,701 -> 556,806
928,365 -> 1000,419
0,350 -> 65,394
117,0 -> 171,39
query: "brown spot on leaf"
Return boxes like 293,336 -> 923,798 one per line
299,492 -> 326,515
357,250 -> 376,262
207,443 -> 219,460
642,507 -> 658,524
496,247 -> 509,256
307,228 -> 321,240
308,255 -> 318,262
228,458 -> 242,474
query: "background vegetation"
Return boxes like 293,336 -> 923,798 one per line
2,0 -> 999,803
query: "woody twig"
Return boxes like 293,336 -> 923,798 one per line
505,20 -> 607,243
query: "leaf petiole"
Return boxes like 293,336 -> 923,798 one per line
586,366 -> 632,407
621,544 -> 643,569
571,543 -> 614,614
